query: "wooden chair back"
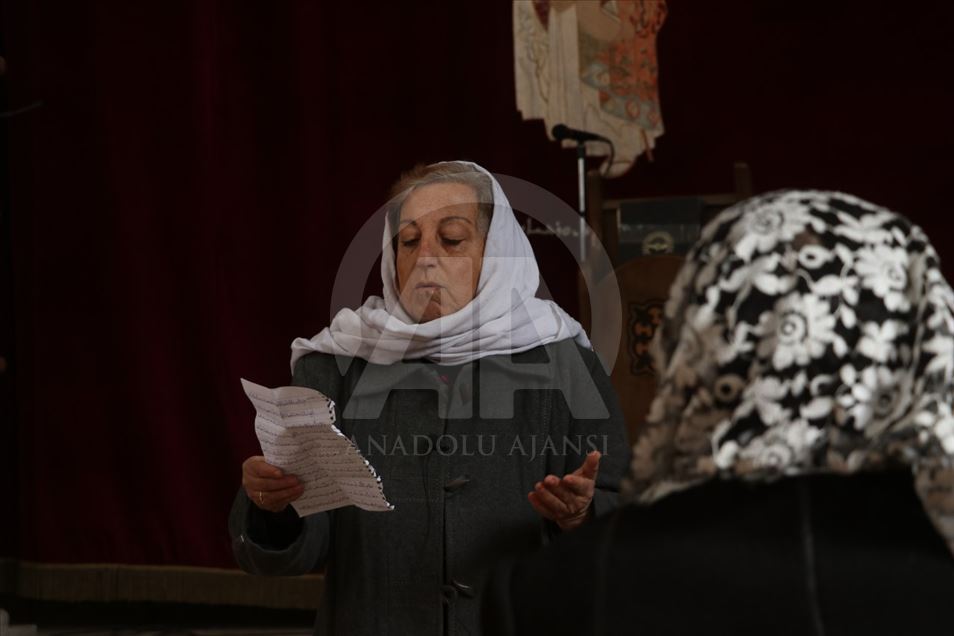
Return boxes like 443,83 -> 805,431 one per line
591,255 -> 684,443
579,162 -> 754,442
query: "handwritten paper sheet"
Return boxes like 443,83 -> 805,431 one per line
241,379 -> 393,516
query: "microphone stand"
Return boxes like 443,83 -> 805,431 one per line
575,142 -> 587,263
552,124 -> 612,264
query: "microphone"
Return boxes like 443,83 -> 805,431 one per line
551,123 -> 609,143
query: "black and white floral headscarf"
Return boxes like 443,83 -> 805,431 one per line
624,190 -> 954,551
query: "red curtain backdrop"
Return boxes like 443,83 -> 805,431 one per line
2,0 -> 953,569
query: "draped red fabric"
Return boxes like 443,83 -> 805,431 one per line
2,0 -> 952,569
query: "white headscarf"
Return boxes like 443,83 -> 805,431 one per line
290,161 -> 590,369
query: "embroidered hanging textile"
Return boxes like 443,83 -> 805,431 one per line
514,0 -> 668,176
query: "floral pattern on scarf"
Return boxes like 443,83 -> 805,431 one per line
623,190 -> 954,553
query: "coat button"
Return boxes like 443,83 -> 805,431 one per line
444,475 -> 472,493
451,579 -> 476,599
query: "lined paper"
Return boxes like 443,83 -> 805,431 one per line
241,379 -> 393,516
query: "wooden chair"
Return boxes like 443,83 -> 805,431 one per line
580,162 -> 753,443
590,254 -> 683,443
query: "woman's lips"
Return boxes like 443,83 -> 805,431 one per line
415,282 -> 443,290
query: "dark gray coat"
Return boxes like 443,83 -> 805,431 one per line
229,339 -> 630,636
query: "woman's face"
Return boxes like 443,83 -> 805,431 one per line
395,182 -> 487,323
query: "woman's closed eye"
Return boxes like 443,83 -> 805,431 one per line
400,235 -> 466,249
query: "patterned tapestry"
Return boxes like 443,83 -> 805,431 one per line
514,0 -> 668,177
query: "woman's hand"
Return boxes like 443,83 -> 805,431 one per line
242,455 -> 304,513
528,451 -> 600,531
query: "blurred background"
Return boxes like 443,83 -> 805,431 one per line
1,0 -> 952,631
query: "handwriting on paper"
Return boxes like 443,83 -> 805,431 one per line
241,379 -> 394,516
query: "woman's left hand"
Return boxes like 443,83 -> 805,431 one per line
528,451 -> 600,531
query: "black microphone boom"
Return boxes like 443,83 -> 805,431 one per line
551,123 -> 609,143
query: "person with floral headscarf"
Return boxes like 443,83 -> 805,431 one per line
483,190 -> 954,636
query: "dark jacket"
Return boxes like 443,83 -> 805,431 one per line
229,339 -> 630,636
483,470 -> 954,636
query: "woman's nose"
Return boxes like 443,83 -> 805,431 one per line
417,233 -> 440,259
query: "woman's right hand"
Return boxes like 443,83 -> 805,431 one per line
242,455 -> 305,513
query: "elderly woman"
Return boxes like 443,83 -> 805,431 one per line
484,190 -> 954,635
228,161 -> 629,636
